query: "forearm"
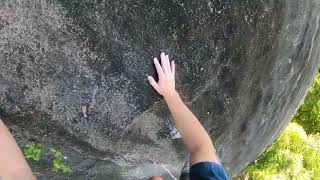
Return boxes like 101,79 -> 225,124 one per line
164,92 -> 218,164
147,52 -> 220,165
0,119 -> 35,180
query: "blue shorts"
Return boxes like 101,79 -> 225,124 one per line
189,162 -> 228,180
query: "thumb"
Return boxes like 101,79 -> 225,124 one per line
148,76 -> 160,93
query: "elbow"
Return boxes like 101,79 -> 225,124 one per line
189,143 -> 204,155
189,140 -> 213,154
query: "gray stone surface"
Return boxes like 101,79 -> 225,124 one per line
0,0 -> 320,179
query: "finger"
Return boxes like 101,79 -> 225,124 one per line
171,60 -> 175,76
166,54 -> 171,73
161,52 -> 169,74
148,76 -> 160,93
153,58 -> 164,76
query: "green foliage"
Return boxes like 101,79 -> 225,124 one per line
24,142 -> 43,161
49,147 -> 72,174
23,142 -> 72,175
294,72 -> 320,134
242,71 -> 320,179
242,123 -> 320,180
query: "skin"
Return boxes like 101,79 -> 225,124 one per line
148,53 -> 220,180
0,119 -> 35,180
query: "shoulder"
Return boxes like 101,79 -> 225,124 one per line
190,161 -> 228,180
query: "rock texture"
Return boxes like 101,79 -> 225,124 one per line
0,0 -> 320,179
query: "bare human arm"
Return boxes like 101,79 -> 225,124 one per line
0,119 -> 35,180
147,52 -> 220,165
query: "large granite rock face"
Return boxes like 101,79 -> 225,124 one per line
1,0 -> 320,179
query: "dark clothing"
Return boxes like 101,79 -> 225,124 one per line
189,162 -> 228,180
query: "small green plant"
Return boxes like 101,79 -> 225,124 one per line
23,142 -> 72,174
120,163 -> 128,174
49,147 -> 72,174
24,142 -> 43,161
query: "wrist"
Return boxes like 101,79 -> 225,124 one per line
164,91 -> 180,102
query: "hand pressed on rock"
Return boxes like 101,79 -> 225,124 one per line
148,52 -> 176,98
